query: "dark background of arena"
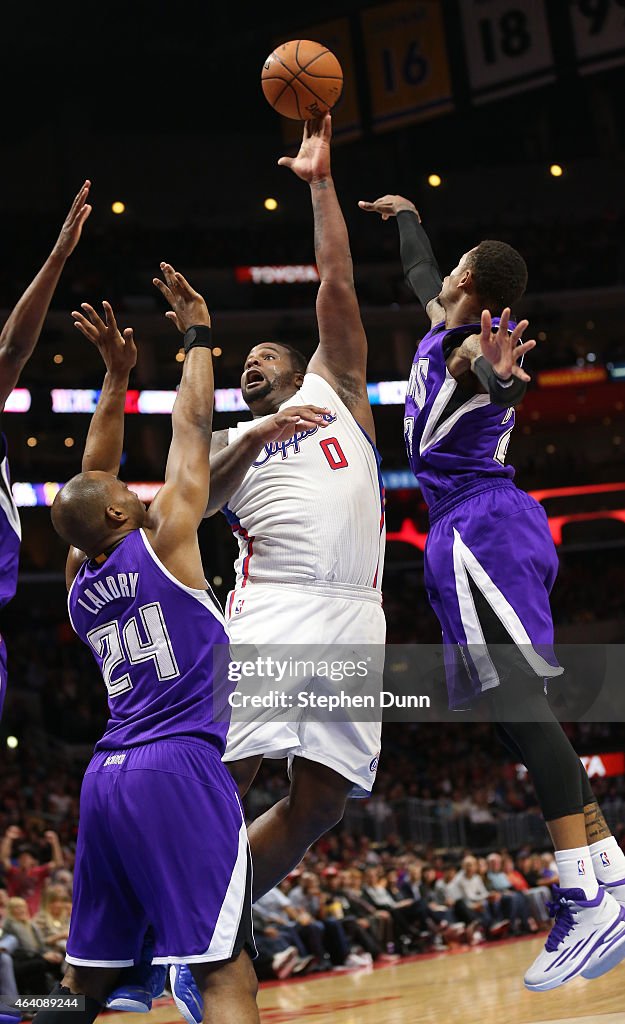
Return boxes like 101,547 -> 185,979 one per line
0,0 -> 624,892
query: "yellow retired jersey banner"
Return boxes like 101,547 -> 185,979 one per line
277,17 -> 362,150
361,0 -> 454,132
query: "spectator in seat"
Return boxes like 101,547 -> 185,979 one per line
486,853 -> 538,935
1,827 -> 64,916
2,897 -> 63,994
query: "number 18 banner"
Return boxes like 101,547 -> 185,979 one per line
460,0 -> 555,104
361,0 -> 454,131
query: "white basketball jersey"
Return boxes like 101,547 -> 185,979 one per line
223,373 -> 385,590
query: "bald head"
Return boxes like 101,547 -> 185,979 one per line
51,471 -> 145,555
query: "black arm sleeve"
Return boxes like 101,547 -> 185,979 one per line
396,210 -> 443,309
472,355 -> 527,406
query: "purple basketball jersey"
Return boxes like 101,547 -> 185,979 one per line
404,319 -> 516,507
68,529 -> 233,753
0,435 -> 21,610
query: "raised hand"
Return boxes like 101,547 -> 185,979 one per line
278,113 -> 332,183
255,405 -> 332,444
72,301 -> 137,379
357,194 -> 420,221
478,308 -> 535,382
153,263 -> 211,334
52,180 -> 92,260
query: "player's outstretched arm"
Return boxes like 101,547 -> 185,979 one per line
358,194 -> 444,325
0,181 -> 92,410
144,263 -> 216,587
72,302 -> 137,475
64,301 -> 137,587
279,114 -> 374,436
204,405 -> 332,517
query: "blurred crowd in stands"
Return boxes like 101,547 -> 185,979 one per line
1,713 -> 625,984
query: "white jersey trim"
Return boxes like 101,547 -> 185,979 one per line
0,455 -> 21,540
419,368 -> 490,456
139,531 -> 226,626
452,528 -> 563,679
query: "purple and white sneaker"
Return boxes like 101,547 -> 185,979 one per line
524,885 -> 625,992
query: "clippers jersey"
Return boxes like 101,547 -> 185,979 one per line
404,319 -> 516,507
0,435 -> 21,610
224,373 -> 385,590
68,529 -> 233,753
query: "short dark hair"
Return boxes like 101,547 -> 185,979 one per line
467,240 -> 528,313
274,343 -> 308,375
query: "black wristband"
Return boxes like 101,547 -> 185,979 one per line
183,324 -> 212,353
473,355 -> 527,406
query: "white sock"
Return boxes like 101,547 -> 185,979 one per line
555,846 -> 599,898
589,836 -> 625,886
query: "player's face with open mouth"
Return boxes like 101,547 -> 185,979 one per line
241,344 -> 296,405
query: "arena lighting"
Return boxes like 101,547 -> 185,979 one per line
549,164 -> 564,177
518,753 -> 624,780
34,368 -> 625,413
235,265 -> 319,284
12,481 -> 163,507
6,736 -> 18,749
17,480 -> 625,526
3,388 -> 31,412
111,201 -> 126,214
427,173 -> 442,187
387,482 -> 625,551
263,197 -> 278,211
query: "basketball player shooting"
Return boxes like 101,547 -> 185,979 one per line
0,180 -> 91,723
40,273 -> 276,1024
358,193 -> 625,991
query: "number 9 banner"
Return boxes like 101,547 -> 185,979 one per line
361,0 -> 454,131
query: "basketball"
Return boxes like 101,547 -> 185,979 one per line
261,39 -> 343,120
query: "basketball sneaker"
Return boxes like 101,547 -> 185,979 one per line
105,964 -> 167,1013
169,964 -> 203,1024
524,885 -> 625,991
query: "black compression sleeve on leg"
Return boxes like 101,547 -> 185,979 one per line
490,682 -> 585,821
32,985 -> 101,1024
579,759 -> 596,806
396,211 -> 443,309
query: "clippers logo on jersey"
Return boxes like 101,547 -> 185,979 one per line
225,373 -> 386,591
369,752 -> 380,773
578,859 -> 586,876
404,319 -> 518,507
252,414 -> 337,467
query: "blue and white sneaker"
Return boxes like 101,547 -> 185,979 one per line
105,964 -> 167,1012
0,1006 -> 21,1024
169,964 -> 203,1024
524,885 -> 625,991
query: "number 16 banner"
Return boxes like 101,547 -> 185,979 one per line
460,0 -> 555,103
361,0 -> 454,131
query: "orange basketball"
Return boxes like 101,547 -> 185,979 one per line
261,39 -> 343,120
